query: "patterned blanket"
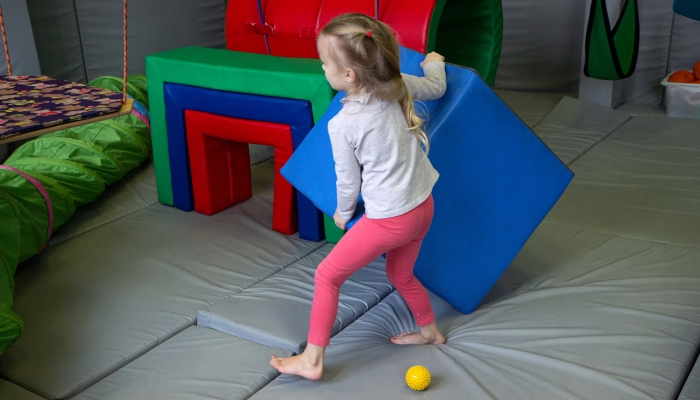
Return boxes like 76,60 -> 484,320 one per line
0,76 -> 124,140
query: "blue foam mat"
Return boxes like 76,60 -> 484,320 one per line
164,84 -> 323,241
281,47 -> 574,313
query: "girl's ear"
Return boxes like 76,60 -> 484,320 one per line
345,68 -> 356,83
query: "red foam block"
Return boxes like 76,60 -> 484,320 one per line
185,110 -> 297,235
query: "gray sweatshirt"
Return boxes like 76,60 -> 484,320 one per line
329,61 -> 447,222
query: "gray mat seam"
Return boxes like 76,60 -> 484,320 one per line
48,201 -> 161,249
0,375 -> 52,400
228,367 -> 283,400
198,241 -> 327,311
67,318 -> 197,399
541,220 -> 700,250
562,116 -> 635,166
251,155 -> 274,166
675,344 -> 700,400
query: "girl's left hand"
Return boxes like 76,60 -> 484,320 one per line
333,210 -> 347,230
420,52 -> 445,67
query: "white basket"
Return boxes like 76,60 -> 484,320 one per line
660,71 -> 700,119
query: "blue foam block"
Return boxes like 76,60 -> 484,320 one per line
164,84 -> 323,241
281,47 -> 574,313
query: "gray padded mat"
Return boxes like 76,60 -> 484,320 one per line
50,158 -> 159,245
73,326 -> 290,400
251,223 -> 700,400
52,145 -> 273,246
0,198 -> 324,399
547,117 -> 700,248
494,90 -> 573,127
198,244 -> 393,353
532,96 -> 631,165
0,379 -> 45,400
680,357 -> 700,400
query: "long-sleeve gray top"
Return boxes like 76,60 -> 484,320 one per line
329,61 -> 447,222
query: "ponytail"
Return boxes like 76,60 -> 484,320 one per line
399,79 -> 429,154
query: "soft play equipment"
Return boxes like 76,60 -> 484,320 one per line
584,0 -> 640,80
225,0 -> 503,86
162,83 -> 321,240
0,76 -> 151,354
147,48 -> 331,240
281,47 -> 574,313
186,111 -> 298,235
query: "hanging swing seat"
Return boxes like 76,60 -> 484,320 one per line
0,76 -> 133,145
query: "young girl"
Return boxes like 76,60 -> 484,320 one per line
271,13 -> 447,380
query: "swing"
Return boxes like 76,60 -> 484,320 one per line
583,0 -> 640,81
0,1 -> 133,145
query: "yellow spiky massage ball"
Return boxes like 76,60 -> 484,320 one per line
405,365 -> 431,391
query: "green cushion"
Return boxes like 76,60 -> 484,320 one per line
145,47 -> 334,205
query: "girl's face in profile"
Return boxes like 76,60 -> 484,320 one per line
317,35 -> 355,93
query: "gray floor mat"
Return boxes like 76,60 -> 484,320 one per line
251,224 -> 700,400
0,198 -> 324,399
616,102 -> 667,118
51,144 -> 274,247
50,158 -> 159,245
532,97 -> 631,165
546,117 -> 700,248
72,326 -> 290,400
198,244 -> 393,353
494,90 -> 574,127
680,357 -> 700,400
0,379 -> 45,400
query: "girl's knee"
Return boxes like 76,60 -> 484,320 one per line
387,270 -> 417,288
315,260 -> 343,288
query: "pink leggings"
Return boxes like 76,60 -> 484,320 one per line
307,195 -> 435,347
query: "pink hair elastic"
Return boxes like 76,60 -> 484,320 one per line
366,30 -> 372,38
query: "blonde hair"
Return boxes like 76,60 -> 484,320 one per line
319,13 -> 429,153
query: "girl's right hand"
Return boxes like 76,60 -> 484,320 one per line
420,52 -> 445,67
333,210 -> 347,231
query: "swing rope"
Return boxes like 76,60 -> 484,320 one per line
0,4 -> 11,76
123,0 -> 128,103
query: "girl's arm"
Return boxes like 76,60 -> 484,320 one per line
401,52 -> 447,101
329,122 -> 361,228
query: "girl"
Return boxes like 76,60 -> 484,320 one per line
271,13 -> 447,380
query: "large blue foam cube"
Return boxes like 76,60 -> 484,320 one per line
281,47 -> 574,313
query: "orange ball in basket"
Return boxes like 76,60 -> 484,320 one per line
694,61 -> 700,80
668,70 -> 696,83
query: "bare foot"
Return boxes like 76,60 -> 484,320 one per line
391,322 -> 446,345
270,344 -> 325,380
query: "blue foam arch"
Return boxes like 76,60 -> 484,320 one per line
281,47 -> 573,313
164,84 -> 324,241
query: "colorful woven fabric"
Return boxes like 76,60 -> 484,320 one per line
0,76 -> 124,140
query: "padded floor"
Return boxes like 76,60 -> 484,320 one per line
3,94 -> 699,399
0,379 -> 45,400
0,197 -> 323,399
252,223 -> 700,400
49,158 -> 159,245
198,244 -> 393,353
680,356 -> 700,400
547,117 -> 700,248
494,90 -> 575,127
73,326 -> 290,400
531,97 -> 631,165
50,145 -> 273,246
